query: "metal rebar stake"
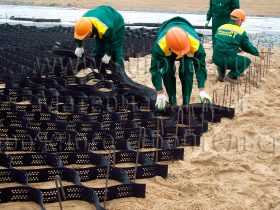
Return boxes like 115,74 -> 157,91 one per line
244,72 -> 249,95
175,107 -> 184,137
248,66 -> 252,94
268,47 -> 272,67
104,145 -> 113,210
265,51 -> 269,75
173,135 -> 179,149
106,134 -> 116,167
237,78 -> 240,102
133,127 -> 145,183
229,83 -> 234,108
55,175 -> 66,210
262,51 -> 266,78
201,99 -> 207,133
156,111 -> 164,164
222,84 -> 229,107
188,104 -> 192,131
256,62 -> 259,85
155,134 -> 160,163
259,56 -> 262,82
157,117 -> 164,136
212,89 -> 218,105
255,65 -> 258,88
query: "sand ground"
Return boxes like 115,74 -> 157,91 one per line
1,44 -> 279,210
0,0 -> 280,16
109,43 -> 280,210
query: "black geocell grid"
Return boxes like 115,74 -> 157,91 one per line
0,24 -> 235,209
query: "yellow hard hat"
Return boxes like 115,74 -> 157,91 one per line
166,27 -> 190,56
74,17 -> 92,40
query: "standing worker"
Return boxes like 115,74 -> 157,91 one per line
74,5 -> 125,70
150,17 -> 212,111
213,9 -> 265,83
205,0 -> 239,49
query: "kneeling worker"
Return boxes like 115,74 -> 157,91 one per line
213,9 -> 265,83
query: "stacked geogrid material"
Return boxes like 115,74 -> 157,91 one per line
0,24 -> 235,209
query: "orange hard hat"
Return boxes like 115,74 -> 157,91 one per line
230,9 -> 246,22
166,27 -> 190,56
74,17 -> 92,40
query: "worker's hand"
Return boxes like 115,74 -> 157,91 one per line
155,91 -> 168,111
102,54 -> 111,64
199,90 -> 212,104
259,53 -> 265,60
238,48 -> 243,53
204,21 -> 209,28
75,47 -> 84,58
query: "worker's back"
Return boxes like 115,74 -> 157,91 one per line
82,5 -> 124,32
214,21 -> 245,57
152,17 -> 201,59
157,17 -> 198,43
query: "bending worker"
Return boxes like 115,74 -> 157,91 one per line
150,17 -> 212,111
213,9 -> 265,83
74,5 -> 125,70
205,0 -> 239,48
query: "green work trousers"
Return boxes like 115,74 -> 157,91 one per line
213,53 -> 251,78
161,57 -> 194,105
92,26 -> 125,70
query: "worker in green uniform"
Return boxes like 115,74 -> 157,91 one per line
213,9 -> 265,83
74,5 -> 125,70
150,17 -> 212,111
205,0 -> 239,48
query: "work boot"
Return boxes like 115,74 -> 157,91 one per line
218,74 -> 225,82
217,70 -> 225,82
224,74 -> 239,84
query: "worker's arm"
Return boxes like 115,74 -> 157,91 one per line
193,44 -> 207,88
75,39 -> 83,48
150,46 -> 166,91
193,45 -> 212,103
232,0 -> 240,10
206,0 -> 213,21
74,39 -> 84,58
240,32 -> 260,56
103,28 -> 118,56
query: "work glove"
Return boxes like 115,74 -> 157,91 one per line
102,54 -> 111,64
199,90 -> 212,104
204,21 -> 209,28
75,47 -> 84,58
155,92 -> 168,111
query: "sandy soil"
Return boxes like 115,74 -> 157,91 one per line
0,202 -> 41,210
82,179 -> 123,188
0,182 -> 24,188
63,164 -> 97,169
0,201 -> 97,210
1,0 -> 280,16
0,47 -> 279,209
28,181 -> 74,189
45,201 -> 97,210
103,44 -> 280,210
0,3 -> 279,209
15,165 -> 53,170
